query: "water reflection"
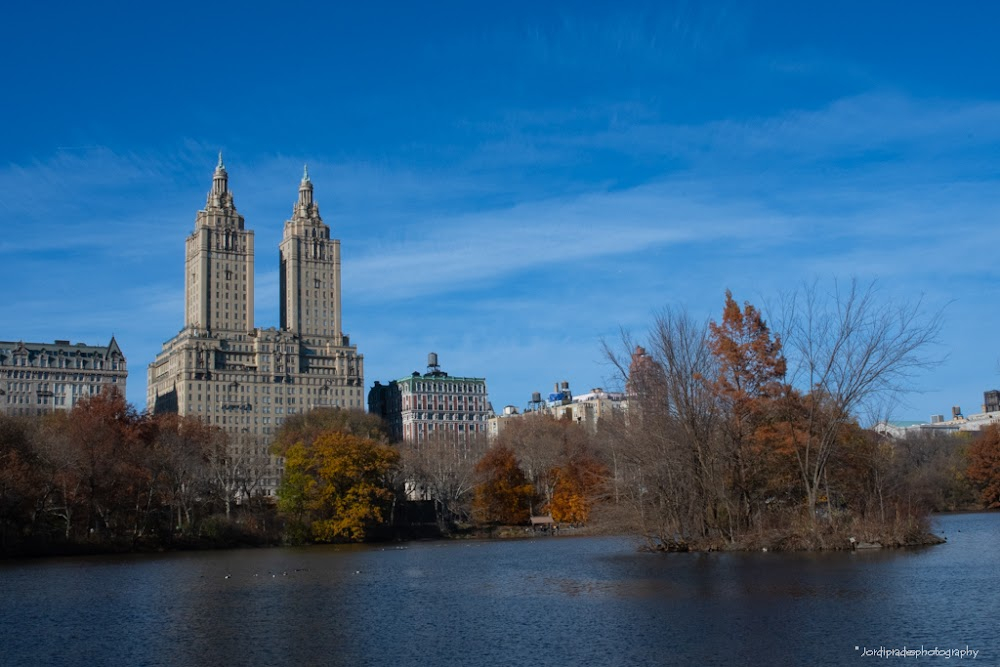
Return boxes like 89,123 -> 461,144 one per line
1,513 -> 997,666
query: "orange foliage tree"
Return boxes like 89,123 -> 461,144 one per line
707,290 -> 790,529
967,425 -> 1000,509
472,446 -> 534,525
63,388 -> 145,539
497,414 -> 602,515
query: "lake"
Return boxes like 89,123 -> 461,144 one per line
1,512 -> 997,666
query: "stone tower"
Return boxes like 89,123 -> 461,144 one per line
279,165 -> 342,338
148,157 -> 365,497
184,153 -> 255,333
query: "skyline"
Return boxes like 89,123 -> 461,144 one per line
3,2 -> 1000,421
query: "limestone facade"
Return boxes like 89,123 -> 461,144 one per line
1,338 -> 126,416
147,157 -> 363,496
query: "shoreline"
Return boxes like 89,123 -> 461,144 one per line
12,511 -> 999,561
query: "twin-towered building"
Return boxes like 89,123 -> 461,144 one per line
147,156 -> 364,494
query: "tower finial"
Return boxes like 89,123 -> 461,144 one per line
208,152 -> 231,206
296,163 -> 315,211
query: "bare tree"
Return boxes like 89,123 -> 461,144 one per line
603,309 -> 728,547
401,431 -> 489,528
148,414 -> 219,531
206,431 -> 271,518
773,278 -> 943,521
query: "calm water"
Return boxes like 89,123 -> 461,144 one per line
1,513 -> 997,666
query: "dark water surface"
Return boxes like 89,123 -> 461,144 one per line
1,513 -> 997,666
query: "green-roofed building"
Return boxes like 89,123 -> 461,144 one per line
369,352 -> 491,443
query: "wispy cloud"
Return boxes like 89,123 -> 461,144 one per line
3,88 -> 998,419
483,92 -> 1000,177
344,181 -> 794,302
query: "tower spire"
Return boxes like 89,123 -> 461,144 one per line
207,153 -> 232,209
297,164 -> 314,210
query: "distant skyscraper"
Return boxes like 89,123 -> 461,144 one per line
279,166 -> 342,338
183,154 -> 255,334
148,157 -> 364,495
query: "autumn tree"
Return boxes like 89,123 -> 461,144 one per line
205,430 -> 277,518
811,419 -> 885,517
472,446 -> 534,525
890,431 -> 975,512
497,414 -> 599,515
967,425 -> 1000,508
277,432 -> 399,542
2,392 -> 292,554
707,290 -> 790,532
604,279 -> 942,550
774,278 -> 942,521
58,388 -> 145,539
709,292 -> 787,404
271,408 -> 389,457
0,415 -> 43,551
549,451 -> 608,525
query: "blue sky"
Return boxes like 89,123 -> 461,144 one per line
3,1 -> 1000,421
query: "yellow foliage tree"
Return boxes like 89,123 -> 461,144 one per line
277,432 -> 399,542
549,454 -> 608,525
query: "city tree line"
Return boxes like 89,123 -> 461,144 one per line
3,279 -> 1000,556
0,388 -> 609,555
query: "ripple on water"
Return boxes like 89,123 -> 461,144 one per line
1,515 -> 998,666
